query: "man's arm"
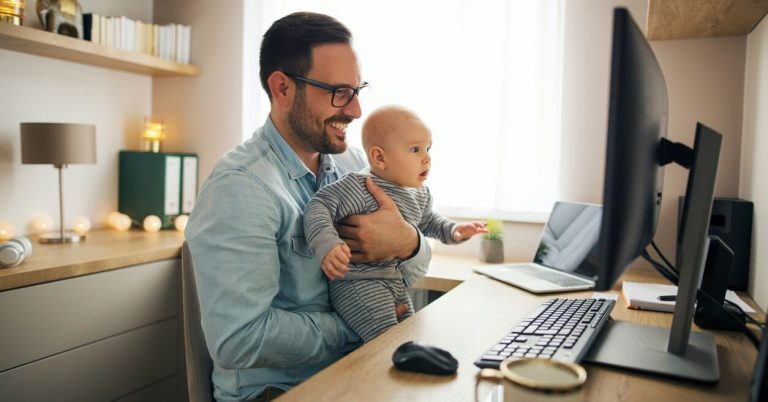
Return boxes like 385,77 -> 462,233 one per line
185,171 -> 357,370
337,178 -> 431,286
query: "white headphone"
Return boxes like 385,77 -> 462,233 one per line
0,236 -> 33,268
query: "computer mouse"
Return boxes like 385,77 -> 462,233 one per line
392,341 -> 458,375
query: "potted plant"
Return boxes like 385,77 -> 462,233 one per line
480,219 -> 504,263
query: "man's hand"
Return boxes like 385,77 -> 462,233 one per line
338,178 -> 419,263
321,243 -> 351,280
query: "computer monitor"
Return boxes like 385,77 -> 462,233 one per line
583,8 -> 723,383
594,6 -> 668,292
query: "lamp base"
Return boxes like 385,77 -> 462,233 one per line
38,231 -> 86,244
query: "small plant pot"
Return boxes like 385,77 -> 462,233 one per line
481,238 -> 504,263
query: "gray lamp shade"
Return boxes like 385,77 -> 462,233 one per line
20,123 -> 97,165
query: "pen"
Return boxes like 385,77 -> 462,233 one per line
658,295 -> 676,302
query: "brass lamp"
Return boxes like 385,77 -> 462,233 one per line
142,117 -> 165,153
0,0 -> 24,25
21,122 -> 96,243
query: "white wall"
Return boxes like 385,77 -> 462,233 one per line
433,0 -> 653,264
741,16 -> 768,308
0,1 -> 153,235
152,0 -> 245,186
559,0 -> 641,204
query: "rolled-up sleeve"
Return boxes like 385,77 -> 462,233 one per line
397,230 -> 432,287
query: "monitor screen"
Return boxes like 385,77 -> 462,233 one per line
594,7 -> 668,291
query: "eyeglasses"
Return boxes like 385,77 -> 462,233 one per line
285,73 -> 368,108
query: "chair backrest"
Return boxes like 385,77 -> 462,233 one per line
182,242 -> 214,402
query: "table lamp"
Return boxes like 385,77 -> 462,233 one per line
21,122 -> 96,243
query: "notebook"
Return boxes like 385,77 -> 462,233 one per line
621,281 -> 755,313
473,201 -> 602,294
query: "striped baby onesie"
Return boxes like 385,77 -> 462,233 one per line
304,172 -> 460,342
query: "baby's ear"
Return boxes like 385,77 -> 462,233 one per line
368,146 -> 386,169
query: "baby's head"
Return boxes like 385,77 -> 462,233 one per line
362,106 -> 432,188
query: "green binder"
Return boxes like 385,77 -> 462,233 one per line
118,151 -> 198,228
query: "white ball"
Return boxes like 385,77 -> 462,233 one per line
31,215 -> 54,234
143,215 -> 162,233
72,216 -> 92,235
114,214 -> 133,232
0,222 -> 16,241
174,215 -> 189,233
107,211 -> 124,227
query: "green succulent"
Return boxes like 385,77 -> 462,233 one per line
482,219 -> 503,240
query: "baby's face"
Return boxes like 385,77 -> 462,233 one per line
380,122 -> 432,188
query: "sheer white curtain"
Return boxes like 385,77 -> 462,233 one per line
244,0 -> 564,217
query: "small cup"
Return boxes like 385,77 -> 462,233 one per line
478,358 -> 587,402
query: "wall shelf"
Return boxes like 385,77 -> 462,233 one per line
0,23 -> 199,76
647,0 -> 768,40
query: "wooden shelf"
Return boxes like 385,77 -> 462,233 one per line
0,23 -> 199,76
647,0 -> 768,40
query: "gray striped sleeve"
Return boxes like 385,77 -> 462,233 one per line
417,187 -> 460,245
304,173 -> 369,261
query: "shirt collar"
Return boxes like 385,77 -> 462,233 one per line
262,117 -> 337,182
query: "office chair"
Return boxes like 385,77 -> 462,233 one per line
182,242 -> 214,402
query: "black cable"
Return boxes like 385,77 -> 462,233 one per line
651,240 -> 677,274
649,242 -> 765,328
640,250 -> 677,282
641,248 -> 762,348
724,299 -> 766,326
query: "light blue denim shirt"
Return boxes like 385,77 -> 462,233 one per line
185,118 -> 431,402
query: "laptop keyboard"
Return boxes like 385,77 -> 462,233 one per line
474,297 -> 615,368
516,264 -> 592,287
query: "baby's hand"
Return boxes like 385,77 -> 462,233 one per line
322,243 -> 351,280
452,222 -> 488,241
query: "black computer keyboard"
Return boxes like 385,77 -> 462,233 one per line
474,297 -> 615,368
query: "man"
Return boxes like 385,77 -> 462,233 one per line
185,12 -> 431,402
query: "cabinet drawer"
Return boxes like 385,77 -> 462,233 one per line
115,374 -> 180,402
0,259 -> 179,372
0,318 -> 178,402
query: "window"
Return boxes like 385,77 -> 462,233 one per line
244,0 -> 564,219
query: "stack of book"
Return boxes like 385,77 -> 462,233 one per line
82,13 -> 192,64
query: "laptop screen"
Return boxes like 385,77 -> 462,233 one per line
533,202 -> 602,280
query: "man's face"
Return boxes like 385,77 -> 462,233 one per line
287,43 -> 363,154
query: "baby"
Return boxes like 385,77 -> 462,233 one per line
304,105 -> 486,342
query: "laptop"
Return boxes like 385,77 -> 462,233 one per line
473,201 -> 602,294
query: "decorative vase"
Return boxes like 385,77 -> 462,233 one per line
481,238 -> 504,263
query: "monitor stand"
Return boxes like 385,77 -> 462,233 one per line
584,124 -> 723,384
583,320 -> 719,383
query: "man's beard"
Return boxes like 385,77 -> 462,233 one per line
287,90 -> 348,154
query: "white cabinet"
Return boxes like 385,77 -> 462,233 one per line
0,259 -> 182,401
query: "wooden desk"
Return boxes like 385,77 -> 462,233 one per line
0,229 -> 184,291
279,259 -> 764,402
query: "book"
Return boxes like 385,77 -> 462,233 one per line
621,281 -> 755,313
83,13 -> 93,41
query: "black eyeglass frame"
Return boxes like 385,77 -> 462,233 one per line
285,73 -> 368,108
